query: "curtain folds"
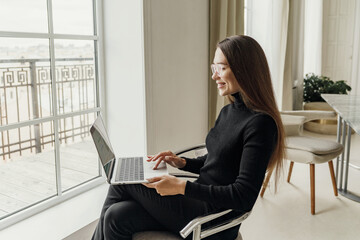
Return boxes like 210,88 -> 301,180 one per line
208,0 -> 244,129
282,0 -> 305,110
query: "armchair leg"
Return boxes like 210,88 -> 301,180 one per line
287,161 -> 294,183
328,160 -> 338,196
260,169 -> 273,197
310,164 -> 315,215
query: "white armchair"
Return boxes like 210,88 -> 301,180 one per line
260,110 -> 343,215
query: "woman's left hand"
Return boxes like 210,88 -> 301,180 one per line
143,175 -> 187,196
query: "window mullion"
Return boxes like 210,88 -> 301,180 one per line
47,0 -> 62,197
94,0 -> 106,176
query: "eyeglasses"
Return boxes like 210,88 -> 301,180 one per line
211,64 -> 228,77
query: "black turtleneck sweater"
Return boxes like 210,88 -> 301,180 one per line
180,93 -> 277,213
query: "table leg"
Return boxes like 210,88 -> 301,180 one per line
338,123 -> 360,203
335,115 -> 342,183
339,119 -> 347,190
344,124 -> 351,191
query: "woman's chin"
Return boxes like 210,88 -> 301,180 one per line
218,90 -> 228,97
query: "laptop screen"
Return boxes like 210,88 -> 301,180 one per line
90,116 -> 115,177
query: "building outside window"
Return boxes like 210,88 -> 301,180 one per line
0,0 -> 104,228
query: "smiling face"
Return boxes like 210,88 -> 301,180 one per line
212,48 -> 241,96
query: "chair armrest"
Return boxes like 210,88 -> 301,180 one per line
281,110 -> 336,123
171,144 -> 205,179
174,144 -> 206,155
170,173 -> 198,179
281,114 -> 305,136
281,114 -> 306,126
180,210 -> 251,239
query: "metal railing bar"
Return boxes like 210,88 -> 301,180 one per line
0,108 -> 100,132
0,138 -> 44,149
0,134 -> 88,156
2,117 -> 96,158
0,125 -> 92,147
58,134 -> 90,145
0,145 -> 40,156
0,137 -> 91,158
0,84 -> 52,89
4,87 -> 10,159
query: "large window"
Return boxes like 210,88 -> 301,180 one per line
0,0 -> 103,227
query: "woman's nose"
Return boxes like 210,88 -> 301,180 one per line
212,72 -> 219,80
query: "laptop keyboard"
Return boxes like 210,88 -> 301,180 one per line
115,157 -> 144,182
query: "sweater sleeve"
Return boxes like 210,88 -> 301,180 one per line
184,114 -> 277,212
179,154 -> 207,174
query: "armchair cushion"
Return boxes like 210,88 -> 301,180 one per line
286,136 -> 343,155
286,147 -> 343,164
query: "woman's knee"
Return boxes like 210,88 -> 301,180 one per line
103,201 -> 136,239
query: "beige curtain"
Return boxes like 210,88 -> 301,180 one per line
282,0 -> 305,110
208,0 -> 244,129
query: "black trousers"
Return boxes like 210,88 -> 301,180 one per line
91,184 -> 240,240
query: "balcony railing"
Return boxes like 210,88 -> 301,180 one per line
0,58 -> 96,161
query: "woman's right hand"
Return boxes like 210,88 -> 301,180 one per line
147,150 -> 186,170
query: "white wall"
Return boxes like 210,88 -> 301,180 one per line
104,0 -> 147,157
143,0 -> 209,154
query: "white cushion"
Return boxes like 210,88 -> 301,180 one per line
286,147 -> 343,164
286,136 -> 343,155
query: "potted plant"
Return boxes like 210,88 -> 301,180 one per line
303,73 -> 352,134
303,73 -> 352,103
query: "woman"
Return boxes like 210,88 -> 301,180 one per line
92,35 -> 285,240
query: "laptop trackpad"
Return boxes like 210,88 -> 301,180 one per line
144,161 -> 168,179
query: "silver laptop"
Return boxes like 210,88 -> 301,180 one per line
90,115 -> 168,184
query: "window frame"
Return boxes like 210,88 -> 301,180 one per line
0,0 -> 106,230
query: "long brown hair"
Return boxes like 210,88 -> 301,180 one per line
218,35 -> 285,190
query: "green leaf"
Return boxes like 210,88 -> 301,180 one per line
303,73 -> 352,102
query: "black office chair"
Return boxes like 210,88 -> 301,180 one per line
133,144 -> 251,240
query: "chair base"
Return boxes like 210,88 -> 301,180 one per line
338,189 -> 360,203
